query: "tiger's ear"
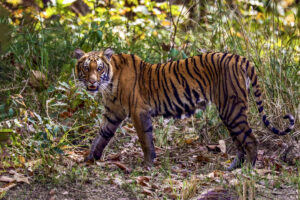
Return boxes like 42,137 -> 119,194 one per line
103,48 -> 114,61
74,49 -> 85,60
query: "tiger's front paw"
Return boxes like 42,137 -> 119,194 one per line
84,151 -> 101,162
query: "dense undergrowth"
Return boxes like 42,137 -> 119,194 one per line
0,0 -> 299,199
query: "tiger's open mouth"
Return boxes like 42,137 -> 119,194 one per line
87,85 -> 99,92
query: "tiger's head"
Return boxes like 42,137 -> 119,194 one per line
74,48 -> 114,93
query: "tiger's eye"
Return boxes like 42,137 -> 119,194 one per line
97,64 -> 103,71
84,65 -> 89,71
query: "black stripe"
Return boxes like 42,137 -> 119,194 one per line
256,101 -> 262,105
162,62 -> 171,92
199,55 -> 211,85
203,54 -> 214,79
262,115 -> 270,126
111,56 -> 120,70
227,56 -> 239,96
250,65 -> 254,79
284,128 -> 292,133
162,101 -> 173,118
272,127 -> 280,134
156,63 -> 161,88
192,57 -> 207,87
254,90 -> 261,97
195,79 -> 208,101
252,76 -> 257,87
131,55 -> 138,114
179,73 -> 194,107
145,125 -> 153,133
103,114 -> 120,126
162,77 -> 174,111
233,55 -> 247,98
185,58 -> 195,79
173,61 -> 181,84
230,127 -> 245,137
220,55 -> 235,117
230,120 -> 248,129
210,53 -> 218,78
100,127 -> 115,139
228,111 -> 247,128
201,54 -> 214,102
242,128 -> 252,144
168,61 -> 173,73
170,80 -> 185,108
192,89 -> 200,102
246,60 -> 250,72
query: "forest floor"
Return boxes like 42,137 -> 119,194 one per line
1,117 -> 299,200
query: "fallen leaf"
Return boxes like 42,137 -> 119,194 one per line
218,140 -> 226,153
0,182 -> 17,193
108,161 -> 132,173
163,187 -> 172,193
207,144 -> 221,153
107,153 -> 121,161
151,183 -> 159,190
196,154 -> 210,163
25,159 -> 42,172
29,70 -> 48,89
229,178 -> 239,186
0,176 -> 14,183
136,176 -> 150,187
19,156 -> 26,164
48,195 -> 56,200
184,136 -> 199,145
142,188 -> 153,196
168,193 -> 177,199
13,173 -> 30,184
255,169 -> 273,176
196,187 -> 238,200
207,170 -> 224,179
49,188 -> 56,195
122,126 -> 135,133
113,177 -> 124,186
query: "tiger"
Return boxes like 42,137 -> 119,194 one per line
74,48 -> 295,170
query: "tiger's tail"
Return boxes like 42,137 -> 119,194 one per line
245,60 -> 295,135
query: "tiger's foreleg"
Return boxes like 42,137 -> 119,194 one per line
132,111 -> 156,166
85,112 -> 124,162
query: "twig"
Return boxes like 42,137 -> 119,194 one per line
66,187 -> 99,193
257,193 -> 273,200
46,98 -> 54,123
19,78 -> 29,95
170,147 -> 207,160
271,190 -> 298,196
168,0 -> 188,54
0,86 -> 23,92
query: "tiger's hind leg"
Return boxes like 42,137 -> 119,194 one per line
131,111 -> 156,167
228,139 -> 246,170
220,99 -> 258,170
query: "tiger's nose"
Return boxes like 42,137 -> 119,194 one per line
89,80 -> 96,84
